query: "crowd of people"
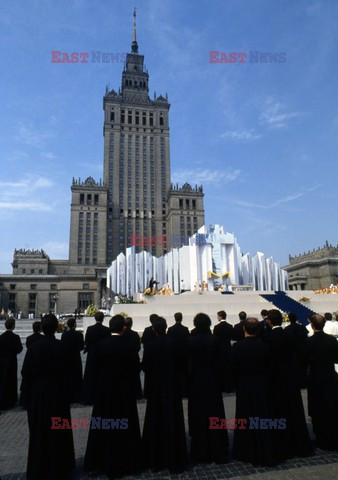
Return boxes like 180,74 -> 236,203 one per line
0,308 -> 338,479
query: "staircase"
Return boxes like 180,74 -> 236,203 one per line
260,291 -> 316,326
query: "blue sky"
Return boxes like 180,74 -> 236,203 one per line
1,0 -> 337,273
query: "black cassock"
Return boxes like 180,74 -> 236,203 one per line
0,330 -> 23,409
84,335 -> 142,476
141,325 -> 157,398
61,329 -> 84,403
188,332 -> 229,464
26,332 -> 43,348
264,327 -> 312,461
124,327 -> 142,399
231,337 -> 276,466
167,322 -> 190,397
82,322 -> 110,404
285,322 -> 309,388
142,334 -> 187,472
232,321 -> 245,342
21,335 -> 75,480
20,333 -> 42,407
307,331 -> 338,450
141,325 -> 157,345
213,320 -> 234,393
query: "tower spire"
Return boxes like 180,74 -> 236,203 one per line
131,7 -> 138,53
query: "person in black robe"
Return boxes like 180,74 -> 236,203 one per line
0,318 -> 23,409
20,321 -> 42,407
231,317 -> 277,466
141,313 -> 158,345
82,311 -> 110,404
167,312 -> 189,397
61,317 -> 84,403
84,315 -> 142,476
264,309 -> 313,461
285,312 -> 309,388
257,309 -> 271,340
307,314 -> 338,450
213,310 -> 233,393
188,313 -> 229,464
26,321 -> 43,348
124,316 -> 142,399
232,311 -> 247,342
141,313 -> 159,398
142,317 -> 187,472
21,314 -> 75,480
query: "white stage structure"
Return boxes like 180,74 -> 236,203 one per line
107,225 -> 288,296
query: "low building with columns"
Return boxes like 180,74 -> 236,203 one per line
284,242 -> 338,290
0,249 -> 102,317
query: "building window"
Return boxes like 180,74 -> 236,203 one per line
10,284 -> 16,290
30,269 -> 34,274
94,194 -> 99,205
8,293 -> 16,310
179,199 -> 183,208
39,269 -> 43,274
83,283 -> 90,290
80,194 -> 84,205
192,199 -> 196,209
29,293 -> 37,314
87,194 -> 92,205
30,284 -> 37,290
22,269 -> 26,274
78,292 -> 94,311
50,284 -> 57,290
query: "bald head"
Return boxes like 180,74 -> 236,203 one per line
310,314 -> 325,332
243,317 -> 259,336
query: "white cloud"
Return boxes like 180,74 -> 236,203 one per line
41,241 -> 69,258
259,100 -> 301,129
220,129 -> 262,141
0,175 -> 54,199
17,122 -> 54,147
172,168 -> 241,185
233,185 -> 321,209
0,201 -> 52,211
0,175 -> 55,211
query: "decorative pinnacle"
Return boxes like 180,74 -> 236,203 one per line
131,8 -> 138,53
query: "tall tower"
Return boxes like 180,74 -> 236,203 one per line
103,9 -> 171,263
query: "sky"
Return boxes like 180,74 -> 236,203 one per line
0,0 -> 337,273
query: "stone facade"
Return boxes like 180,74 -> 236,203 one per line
166,184 -> 205,248
69,177 -> 108,268
284,242 -> 338,290
103,27 -> 204,262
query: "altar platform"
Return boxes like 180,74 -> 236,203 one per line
83,290 -> 338,333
